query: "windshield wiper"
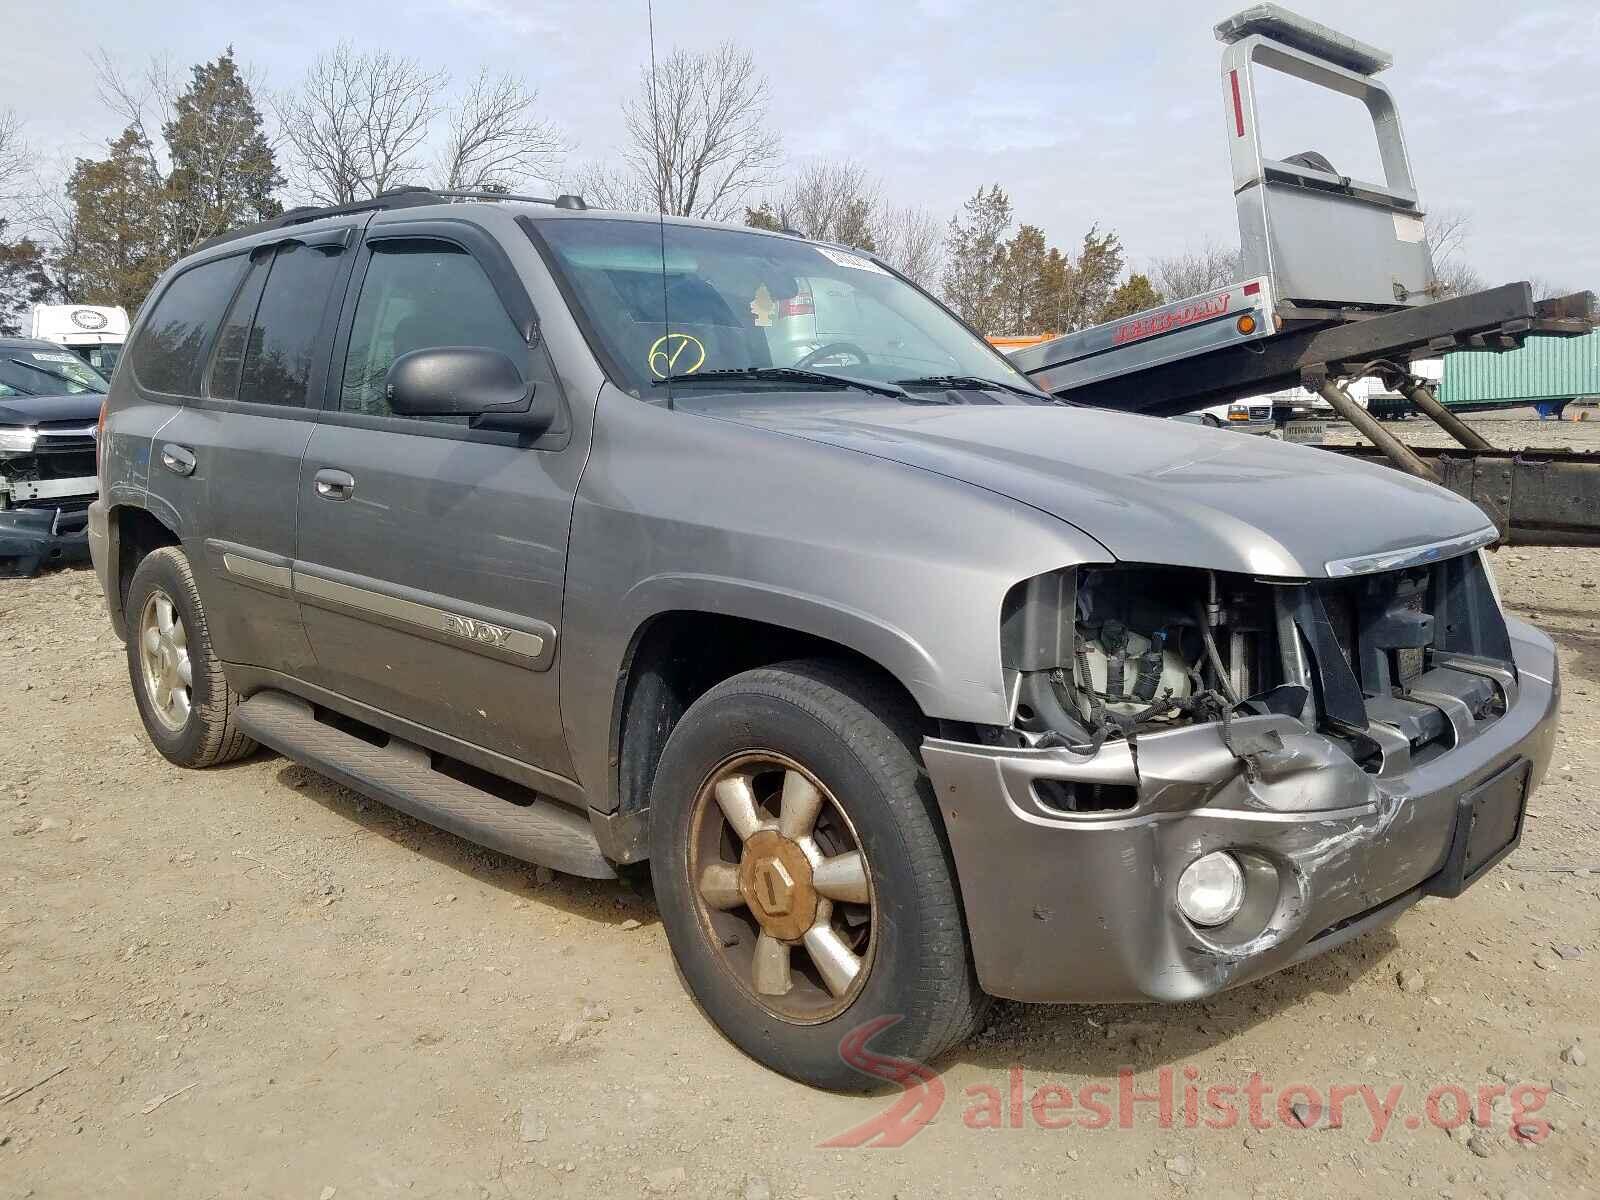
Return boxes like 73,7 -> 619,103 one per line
6,358 -> 107,394
651,366 -> 910,399
894,374 -> 1054,400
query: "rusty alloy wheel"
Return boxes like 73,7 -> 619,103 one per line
687,751 -> 877,1023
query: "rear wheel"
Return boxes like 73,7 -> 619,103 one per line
124,546 -> 256,768
649,660 -> 987,1090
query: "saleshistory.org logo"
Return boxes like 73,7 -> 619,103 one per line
821,1017 -> 1552,1149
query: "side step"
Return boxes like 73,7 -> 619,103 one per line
236,691 -> 616,879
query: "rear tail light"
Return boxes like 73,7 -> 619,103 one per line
780,297 -> 814,317
96,395 -> 108,483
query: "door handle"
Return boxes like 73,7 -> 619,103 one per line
313,468 -> 355,501
159,443 -> 196,477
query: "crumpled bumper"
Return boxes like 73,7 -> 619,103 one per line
0,504 -> 91,575
923,618 -> 1560,1003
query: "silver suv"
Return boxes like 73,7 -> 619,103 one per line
90,188 -> 1559,1090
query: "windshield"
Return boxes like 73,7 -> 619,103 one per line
535,218 -> 1042,399
0,347 -> 110,397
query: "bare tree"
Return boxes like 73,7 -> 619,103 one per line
622,40 -> 782,221
91,50 -> 178,180
0,109 -> 31,206
276,44 -> 445,204
1426,207 -> 1482,298
1150,239 -> 1239,300
1527,277 -> 1580,303
562,160 -> 657,213
874,204 -> 943,289
437,70 -> 565,191
770,159 -> 877,245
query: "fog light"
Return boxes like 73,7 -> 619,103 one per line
1177,852 -> 1245,927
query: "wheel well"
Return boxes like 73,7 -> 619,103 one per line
613,612 -> 927,816
115,506 -> 180,612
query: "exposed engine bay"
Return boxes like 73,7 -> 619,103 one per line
1000,555 -> 1515,799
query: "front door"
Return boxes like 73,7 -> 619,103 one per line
294,223 -> 582,778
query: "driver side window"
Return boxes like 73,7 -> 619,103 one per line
341,239 -> 527,420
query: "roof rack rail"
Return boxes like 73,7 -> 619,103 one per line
194,186 -> 589,253
431,189 -> 587,210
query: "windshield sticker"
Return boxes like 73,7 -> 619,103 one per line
30,351 -> 81,364
814,246 -> 888,275
749,284 -> 777,328
648,332 -> 706,378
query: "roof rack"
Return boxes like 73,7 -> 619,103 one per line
194,186 -> 589,253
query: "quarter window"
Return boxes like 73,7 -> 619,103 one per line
131,256 -> 246,395
206,255 -> 269,401
340,240 -> 527,419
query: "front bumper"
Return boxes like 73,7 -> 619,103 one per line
924,618 -> 1560,1003
0,502 -> 92,574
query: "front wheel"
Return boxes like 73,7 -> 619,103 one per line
649,660 -> 987,1090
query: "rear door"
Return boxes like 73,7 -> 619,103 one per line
142,222 -> 361,676
293,220 -> 580,778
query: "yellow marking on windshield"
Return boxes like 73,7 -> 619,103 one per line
648,332 -> 707,378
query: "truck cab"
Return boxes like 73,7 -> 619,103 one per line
29,304 -> 131,377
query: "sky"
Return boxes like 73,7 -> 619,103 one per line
4,0 -> 1598,294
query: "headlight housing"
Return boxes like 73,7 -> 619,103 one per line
0,427 -> 38,453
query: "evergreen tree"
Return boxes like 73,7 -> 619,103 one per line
0,220 -> 53,335
744,202 -> 783,232
994,224 -> 1048,336
163,48 -> 283,252
60,128 -> 167,311
1096,273 -> 1163,324
941,185 -> 1011,333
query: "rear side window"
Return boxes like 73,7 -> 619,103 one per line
238,243 -> 345,407
130,257 -> 245,394
340,240 -> 526,419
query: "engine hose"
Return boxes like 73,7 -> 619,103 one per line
1193,602 -> 1240,707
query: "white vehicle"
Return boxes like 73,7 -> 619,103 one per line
28,305 -> 130,377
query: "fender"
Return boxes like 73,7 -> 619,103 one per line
621,571 -> 950,717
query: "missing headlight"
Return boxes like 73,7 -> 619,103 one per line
1003,565 -> 1296,751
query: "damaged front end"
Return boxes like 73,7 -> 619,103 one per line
0,423 -> 98,576
923,546 -> 1560,1003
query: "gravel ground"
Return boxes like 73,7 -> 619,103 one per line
1,411 -> 1596,1199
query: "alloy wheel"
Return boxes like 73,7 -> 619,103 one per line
138,588 -> 192,731
688,752 -> 877,1023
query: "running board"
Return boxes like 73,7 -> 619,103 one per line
236,691 -> 616,879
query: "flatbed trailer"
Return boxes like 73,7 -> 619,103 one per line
1009,5 -> 1597,546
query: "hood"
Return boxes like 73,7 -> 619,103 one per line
682,395 -> 1494,578
0,393 -> 106,426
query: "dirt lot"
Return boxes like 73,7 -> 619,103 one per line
2,411 -> 1596,1199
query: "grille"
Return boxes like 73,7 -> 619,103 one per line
34,422 -> 98,452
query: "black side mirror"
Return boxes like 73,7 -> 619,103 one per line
385,346 -> 555,437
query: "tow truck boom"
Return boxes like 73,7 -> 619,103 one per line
1009,4 -> 1597,546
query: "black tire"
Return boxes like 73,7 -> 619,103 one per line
1202,413 -> 1222,428
649,659 -> 988,1090
124,546 -> 256,768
